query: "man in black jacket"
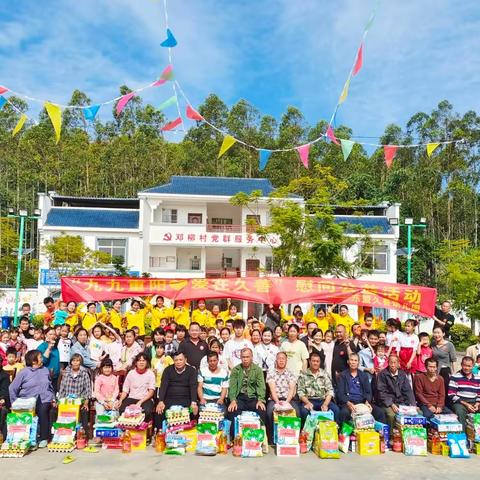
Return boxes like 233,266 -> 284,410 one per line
336,353 -> 386,425
376,355 -> 417,430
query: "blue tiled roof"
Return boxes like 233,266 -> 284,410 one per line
141,175 -> 275,196
334,216 -> 393,234
45,208 -> 139,229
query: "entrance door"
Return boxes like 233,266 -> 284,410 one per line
245,259 -> 260,277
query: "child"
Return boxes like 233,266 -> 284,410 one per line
3,347 -> 24,381
58,324 -> 72,370
399,319 -> 419,374
373,344 -> 388,373
151,343 -> 173,391
90,324 -> 106,364
378,332 -> 387,346
8,328 -> 24,359
360,313 -> 375,333
175,325 -> 187,344
164,329 -> 178,357
473,354 -> 480,375
23,327 -> 44,352
413,332 -> 433,373
131,326 -> 145,349
53,301 -> 68,326
386,318 -> 403,356
0,331 -> 10,366
103,327 -> 123,371
94,358 -> 120,416
320,329 -> 335,379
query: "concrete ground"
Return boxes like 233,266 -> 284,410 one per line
1,448 -> 478,480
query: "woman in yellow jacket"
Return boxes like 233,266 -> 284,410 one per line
148,296 -> 173,331
124,299 -> 148,336
81,302 -> 107,331
314,307 -> 331,334
65,301 -> 82,331
191,299 -> 215,328
171,300 -> 191,328
326,305 -> 355,332
280,304 -> 303,324
219,303 -> 242,321
107,299 -> 125,332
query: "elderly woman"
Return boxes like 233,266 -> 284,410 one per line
9,349 -> 55,448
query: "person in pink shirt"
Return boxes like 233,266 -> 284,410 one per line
413,332 -> 433,373
115,353 -> 155,421
94,358 -> 120,415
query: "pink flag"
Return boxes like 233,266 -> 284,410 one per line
296,144 -> 310,168
352,44 -> 363,76
161,117 -> 182,131
0,86 -> 8,95
186,105 -> 204,121
326,125 -> 340,145
152,64 -> 174,86
116,92 -> 136,116
384,145 -> 398,168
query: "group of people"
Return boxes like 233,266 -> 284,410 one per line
1,296 -> 479,448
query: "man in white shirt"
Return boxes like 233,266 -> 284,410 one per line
223,320 -> 253,370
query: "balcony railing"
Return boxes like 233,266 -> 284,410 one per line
206,268 -> 241,278
206,224 -> 260,233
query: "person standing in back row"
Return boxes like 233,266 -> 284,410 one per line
432,301 -> 455,338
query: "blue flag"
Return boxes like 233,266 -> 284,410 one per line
83,104 -> 101,121
259,149 -> 272,171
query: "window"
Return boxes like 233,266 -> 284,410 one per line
188,213 -> 203,224
265,256 -> 274,273
223,257 -> 233,268
97,238 -> 127,263
364,244 -> 388,272
190,256 -> 201,270
211,217 -> 233,225
162,208 -> 177,223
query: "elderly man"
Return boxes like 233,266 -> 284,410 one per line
197,351 -> 229,408
227,348 -> 266,435
265,351 -> 299,442
376,355 -> 416,431
448,356 -> 480,430
297,352 -> 339,423
336,353 -> 386,425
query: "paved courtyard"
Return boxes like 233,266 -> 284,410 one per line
2,448 -> 478,480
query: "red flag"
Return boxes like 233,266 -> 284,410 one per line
352,44 -> 363,76
296,144 -> 310,168
384,145 -> 398,168
326,125 -> 340,145
0,86 -> 8,95
186,105 -> 204,121
161,117 -> 182,131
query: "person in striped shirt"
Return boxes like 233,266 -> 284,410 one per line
448,356 -> 480,430
197,351 -> 229,408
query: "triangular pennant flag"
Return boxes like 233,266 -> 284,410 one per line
339,78 -> 350,104
82,104 -> 101,121
296,144 -> 310,168
0,96 -> 7,109
186,105 -> 204,121
0,86 -> 8,95
44,102 -> 62,143
326,125 -> 340,145
152,65 -> 174,86
160,28 -> 177,48
258,149 -> 272,171
116,92 -> 136,116
384,145 -> 398,168
218,135 -> 237,158
161,117 -> 182,131
12,114 -> 27,137
340,139 -> 355,161
158,95 -> 177,111
364,12 -> 376,32
352,44 -> 363,76
426,142 -> 440,157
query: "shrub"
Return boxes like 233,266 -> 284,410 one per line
450,323 -> 477,351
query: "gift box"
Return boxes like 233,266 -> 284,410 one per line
374,422 -> 390,448
276,444 -> 300,457
276,417 -> 301,446
428,418 -> 463,433
447,433 -> 470,458
129,429 -> 147,451
314,421 -> 339,459
196,423 -> 217,455
402,427 -> 427,456
241,428 -> 264,458
396,414 -> 427,426
102,437 -> 123,449
357,430 -> 380,456
472,442 -> 480,455
57,404 -> 80,424
182,428 -> 198,452
353,413 -> 375,431
94,428 -> 122,438
234,412 -> 261,437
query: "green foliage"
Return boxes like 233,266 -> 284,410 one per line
449,323 -> 477,351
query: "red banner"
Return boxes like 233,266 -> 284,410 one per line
61,276 -> 437,317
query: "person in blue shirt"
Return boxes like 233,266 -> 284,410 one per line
70,328 -> 97,369
37,327 -> 60,390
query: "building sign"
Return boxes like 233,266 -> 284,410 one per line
158,231 -> 279,246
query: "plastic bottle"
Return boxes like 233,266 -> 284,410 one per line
431,431 -> 441,455
232,434 -> 242,457
299,431 -> 308,454
76,426 -> 87,449
379,433 -> 386,454
350,434 -> 357,453
392,428 -> 402,453
122,431 -> 132,453
217,432 -> 227,454
0,431 -> 3,445
155,430 -> 166,453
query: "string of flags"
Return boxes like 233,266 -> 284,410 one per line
0,0 -> 468,165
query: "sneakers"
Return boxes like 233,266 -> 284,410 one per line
38,440 -> 48,448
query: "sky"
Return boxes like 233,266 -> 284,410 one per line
0,0 -> 479,143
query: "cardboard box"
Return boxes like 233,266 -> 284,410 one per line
57,404 -> 80,424
276,444 -> 300,457
357,430 -> 380,456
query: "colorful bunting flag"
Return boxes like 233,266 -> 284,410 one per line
340,139 -> 355,161
116,92 -> 136,116
44,102 -> 62,143
12,114 -> 27,137
218,135 -> 237,158
259,149 -> 272,171
186,105 -> 204,121
296,144 -> 310,168
161,117 -> 182,131
426,142 -> 440,157
82,104 -> 101,121
352,44 -> 363,76
326,125 -> 340,145
160,29 -> 177,48
152,65 -> 174,86
384,145 -> 398,168
339,78 -> 350,104
364,12 -> 376,32
0,86 -> 8,95
0,96 -> 6,109
158,95 -> 177,111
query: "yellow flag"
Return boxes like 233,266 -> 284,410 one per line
426,142 -> 440,157
12,114 -> 27,137
45,101 -> 62,143
339,78 -> 350,104
218,135 -> 237,158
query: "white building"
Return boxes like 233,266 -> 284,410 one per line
36,175 -> 400,318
